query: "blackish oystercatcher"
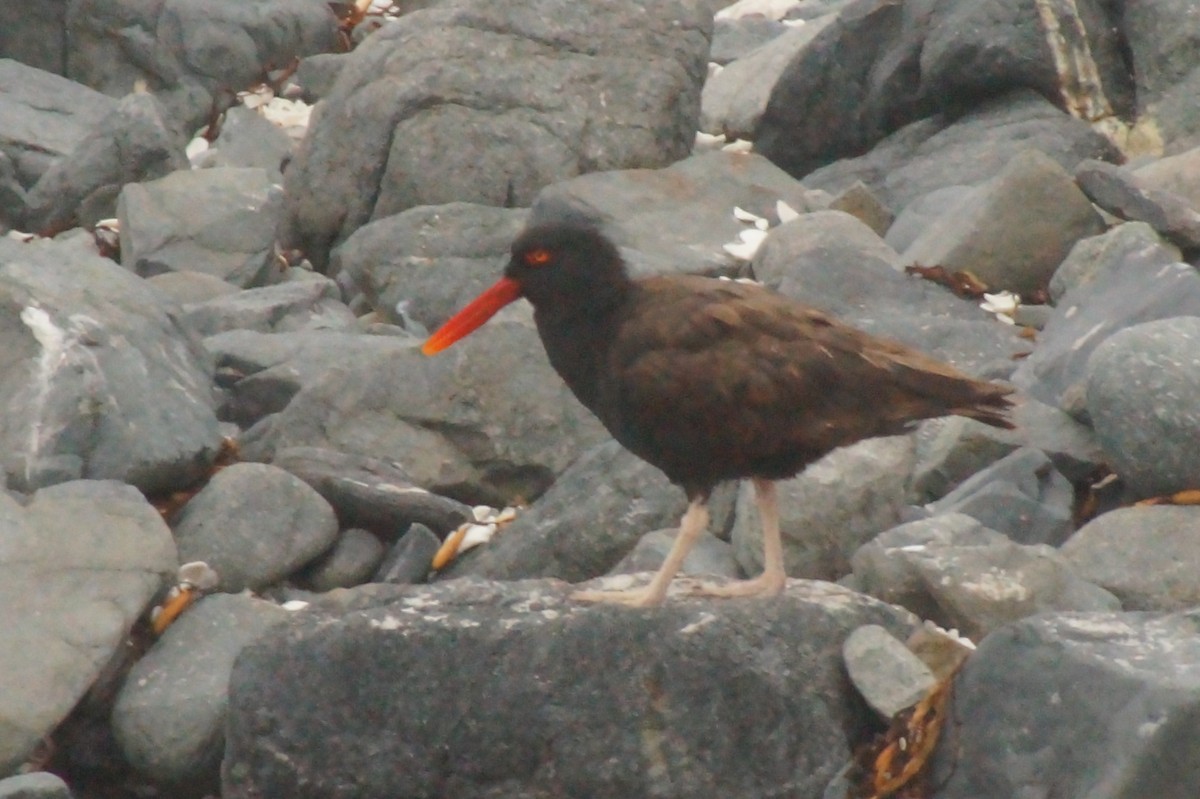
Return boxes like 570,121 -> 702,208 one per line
423,222 -> 1014,607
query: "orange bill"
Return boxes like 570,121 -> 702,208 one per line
422,277 -> 522,355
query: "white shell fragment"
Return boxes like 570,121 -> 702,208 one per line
178,560 -> 220,590
715,0 -> 801,21
980,291 -> 1020,324
722,227 -> 768,261
775,200 -> 801,224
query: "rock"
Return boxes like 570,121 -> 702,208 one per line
223,578 -> 917,799
24,92 -> 188,234
1120,2 -> 1200,151
709,16 -> 789,65
375,524 -> 440,584
732,436 -> 914,581
1061,506 -> 1200,611
147,271 -> 242,305
802,89 -> 1117,215
532,150 -> 819,278
933,610 -> 1200,798
0,59 -> 116,193
883,185 -> 973,253
1086,317 -> 1200,497
1011,258 -> 1200,418
331,202 -> 528,329
927,447 -> 1075,547
0,236 -> 220,494
1048,220 -> 1181,303
170,462 -> 338,592
842,624 -> 935,719
271,446 -> 471,541
826,180 -> 892,236
179,272 -> 357,337
903,149 -> 1105,294
118,167 -> 282,287
201,106 -> 293,181
0,480 -> 176,774
280,0 -> 713,268
238,310 -> 608,506
0,771 -> 73,799
1078,158 -> 1200,253
919,0 -> 1133,120
852,513 -> 1118,640
753,210 -> 1026,376
1134,144 -> 1200,209
294,528 -> 385,591
700,15 -> 835,140
112,594 -> 289,789
609,527 -> 740,579
440,441 -> 686,583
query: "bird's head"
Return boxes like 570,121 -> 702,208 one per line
422,222 -> 629,355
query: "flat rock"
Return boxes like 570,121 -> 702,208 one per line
933,610 -> 1200,798
1048,220 -> 1181,302
1134,144 -> 1200,209
441,441 -> 686,583
294,527 -> 386,592
112,593 -> 290,788
1061,505 -> 1200,611
375,524 -> 441,584
532,150 -> 820,278
280,0 -> 713,268
170,462 -> 338,592
1086,316 -> 1200,497
732,435 -> 915,581
842,624 -> 934,719
852,513 -> 1117,640
1075,159 -> 1200,253
118,167 -> 282,288
0,236 -> 220,494
0,481 -> 176,774
903,149 -> 1105,294
179,273 -> 357,337
223,578 -> 917,799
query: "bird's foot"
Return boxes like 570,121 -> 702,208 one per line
571,585 -> 666,608
689,570 -> 787,599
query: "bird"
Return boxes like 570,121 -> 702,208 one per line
422,221 -> 1014,607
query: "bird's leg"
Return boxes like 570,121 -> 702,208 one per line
691,478 -> 787,598
572,496 -> 710,607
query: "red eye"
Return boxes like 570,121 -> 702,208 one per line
524,248 -> 552,266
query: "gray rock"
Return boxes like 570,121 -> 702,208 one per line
903,149 -> 1105,294
1011,259 -> 1200,417
0,236 -> 220,494
239,309 -> 608,506
532,150 -> 820,278
272,446 -> 471,541
202,106 -> 294,181
709,16 -> 789,65
171,462 -> 338,592
732,435 -> 915,581
753,210 -> 1027,376
118,167 -> 282,287
1086,317 -> 1200,497
0,481 -> 176,774
842,624 -> 934,719
1121,2 -> 1200,149
295,528 -> 385,591
25,92 -> 188,234
375,524 -> 440,584
826,180 -> 892,237
919,0 -> 1133,120
147,270 -> 242,305
1134,144 -> 1200,209
293,52 -> 349,102
0,771 -> 72,799
223,578 -> 917,799
911,396 -> 1102,502
180,272 -> 357,337
113,593 -> 289,788
933,610 -> 1200,799
280,0 -> 713,268
0,59 -> 116,192
1048,220 -> 1181,303
609,527 -> 740,579
852,513 -> 1118,640
883,185 -> 973,253
803,89 -> 1117,215
1075,159 -> 1200,253
441,441 -> 686,583
701,16 -> 835,140
1061,506 -> 1200,611
332,202 -> 528,330
927,447 -> 1075,547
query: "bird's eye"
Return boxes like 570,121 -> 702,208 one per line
524,248 -> 552,267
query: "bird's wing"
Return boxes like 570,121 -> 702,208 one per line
606,277 -> 1009,478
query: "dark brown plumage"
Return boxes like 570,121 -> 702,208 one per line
424,222 -> 1014,606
